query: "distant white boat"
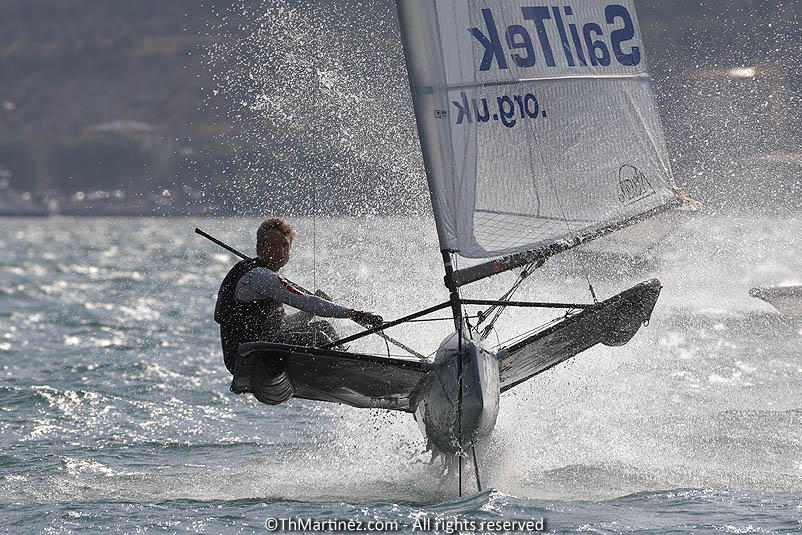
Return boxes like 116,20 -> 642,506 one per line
750,286 -> 802,317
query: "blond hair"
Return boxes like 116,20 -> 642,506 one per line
257,218 -> 295,249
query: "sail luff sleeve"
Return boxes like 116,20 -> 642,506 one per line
396,0 -> 459,252
452,198 -> 681,287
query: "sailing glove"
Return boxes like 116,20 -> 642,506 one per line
349,309 -> 384,328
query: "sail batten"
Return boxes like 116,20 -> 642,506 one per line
397,0 -> 680,263
416,72 -> 651,94
475,208 -> 593,224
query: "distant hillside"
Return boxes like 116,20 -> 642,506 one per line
0,0 -> 800,212
2,0 -> 798,138
0,0 -> 227,137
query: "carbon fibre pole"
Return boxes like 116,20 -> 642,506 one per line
195,228 -> 250,261
472,442 -> 482,492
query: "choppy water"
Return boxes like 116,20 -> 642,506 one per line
1,215 -> 802,534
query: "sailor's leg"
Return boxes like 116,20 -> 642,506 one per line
250,351 -> 294,405
230,350 -> 254,394
308,320 -> 340,346
277,320 -> 341,349
282,310 -> 313,330
276,328 -> 316,347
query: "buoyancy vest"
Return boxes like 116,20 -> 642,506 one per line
215,258 -> 283,373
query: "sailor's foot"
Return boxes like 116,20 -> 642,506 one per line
230,377 -> 252,394
231,352 -> 254,394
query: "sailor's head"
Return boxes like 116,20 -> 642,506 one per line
256,218 -> 295,271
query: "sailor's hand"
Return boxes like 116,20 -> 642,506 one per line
349,309 -> 384,328
314,289 -> 332,301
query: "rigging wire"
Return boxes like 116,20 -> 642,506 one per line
309,63 -> 319,346
474,101 -> 580,340
404,316 -> 462,324
489,308 -> 581,351
312,65 -> 318,296
586,273 -> 599,305
534,131 -> 599,303
313,171 -> 316,293
476,259 -> 540,341
525,104 -> 600,304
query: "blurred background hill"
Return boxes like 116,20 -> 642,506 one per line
1,0 -> 216,137
0,0 -> 801,215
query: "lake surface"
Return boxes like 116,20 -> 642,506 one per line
1,215 -> 801,533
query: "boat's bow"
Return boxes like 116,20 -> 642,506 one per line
414,334 -> 500,454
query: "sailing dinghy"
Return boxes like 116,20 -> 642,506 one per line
750,286 -> 802,317
237,0 -> 688,494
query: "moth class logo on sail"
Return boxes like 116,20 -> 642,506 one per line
617,164 -> 655,205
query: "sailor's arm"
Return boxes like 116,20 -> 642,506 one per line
275,278 -> 351,318
236,268 -> 381,324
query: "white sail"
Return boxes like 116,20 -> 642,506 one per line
397,0 -> 679,261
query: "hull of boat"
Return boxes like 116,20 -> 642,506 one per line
414,335 -> 500,454
239,280 -> 661,456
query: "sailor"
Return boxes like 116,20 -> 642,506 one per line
214,217 -> 383,396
